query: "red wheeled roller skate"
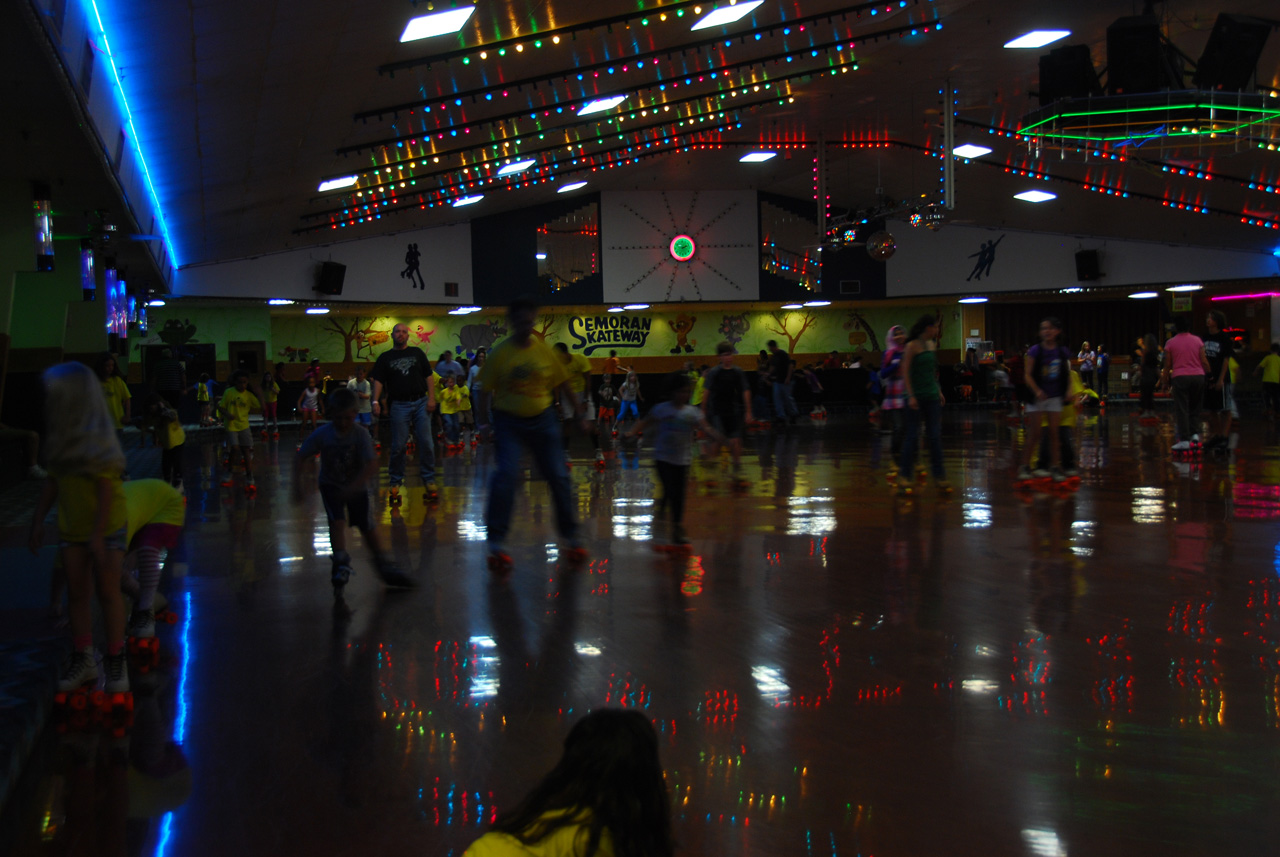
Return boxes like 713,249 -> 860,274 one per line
388,485 -> 403,507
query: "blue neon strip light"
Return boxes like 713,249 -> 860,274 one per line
86,0 -> 182,270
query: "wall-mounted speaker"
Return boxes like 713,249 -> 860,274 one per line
1075,249 -> 1101,282
1106,16 -> 1183,95
1193,14 -> 1272,92
316,261 -> 346,295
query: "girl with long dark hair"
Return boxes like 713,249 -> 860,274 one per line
465,709 -> 674,857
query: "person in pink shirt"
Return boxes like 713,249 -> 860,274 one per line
1160,316 -> 1210,451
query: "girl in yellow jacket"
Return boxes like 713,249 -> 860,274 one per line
464,710 -> 673,857
438,374 -> 472,447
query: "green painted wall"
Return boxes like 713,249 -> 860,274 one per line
11,237 -> 99,351
129,304 -> 961,369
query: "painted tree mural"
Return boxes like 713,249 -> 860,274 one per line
843,311 -> 882,353
533,314 -> 557,342
765,310 -> 819,353
322,316 -> 367,362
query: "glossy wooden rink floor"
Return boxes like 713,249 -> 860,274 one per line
8,409 -> 1280,857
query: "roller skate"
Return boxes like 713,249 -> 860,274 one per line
260,429 -> 269,439
935,477 -> 954,496
331,551 -> 354,599
595,450 -> 606,471
884,467 -> 900,485
375,555 -> 415,589
126,609 -> 160,673
731,475 -> 750,493
272,431 -> 280,439
1016,465 -> 1049,492
1172,438 -> 1202,460
423,481 -> 439,504
895,475 -> 915,497
652,524 -> 693,555
388,485 -> 403,508
244,476 -> 257,496
487,546 -> 513,574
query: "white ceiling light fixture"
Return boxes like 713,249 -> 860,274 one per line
624,303 -> 650,310
1128,291 -> 1159,299
497,159 -> 537,176
952,144 -> 993,159
452,195 -> 484,207
400,6 -> 476,42
1167,284 -> 1203,292
958,297 -> 989,304
268,298 -> 295,305
607,306 -> 626,313
147,299 -> 166,307
535,253 -> 548,260
691,0 -> 766,31
318,176 -> 358,193
1003,30 -> 1070,49
803,300 -> 831,307
558,181 -> 588,193
780,303 -> 804,310
306,307 -> 330,315
740,151 -> 778,162
1014,190 -> 1057,203
578,95 -> 628,116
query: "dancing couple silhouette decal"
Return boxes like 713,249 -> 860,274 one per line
401,242 -> 425,289
965,234 -> 1005,281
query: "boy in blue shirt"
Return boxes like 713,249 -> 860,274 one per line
293,388 -> 414,597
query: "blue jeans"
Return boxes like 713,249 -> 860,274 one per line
388,398 -> 435,486
772,381 -> 798,422
900,397 -> 944,478
486,408 -> 577,547
442,413 -> 460,443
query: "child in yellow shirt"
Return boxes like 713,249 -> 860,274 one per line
30,362 -> 131,696
438,375 -> 472,447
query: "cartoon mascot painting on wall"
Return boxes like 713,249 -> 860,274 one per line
668,313 -> 697,354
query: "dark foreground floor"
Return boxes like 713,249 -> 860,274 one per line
4,409 -> 1280,857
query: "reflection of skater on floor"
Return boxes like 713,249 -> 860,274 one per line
966,235 -> 1004,281
400,243 -> 424,289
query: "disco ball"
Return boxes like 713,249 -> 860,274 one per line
866,231 -> 896,260
909,212 -> 923,228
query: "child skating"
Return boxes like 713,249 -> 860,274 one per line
218,371 -> 262,493
1017,317 -> 1071,484
29,362 -> 131,705
261,370 -> 281,437
297,375 -> 323,433
438,374 -> 472,449
614,371 -> 642,435
628,372 -> 724,548
701,342 -> 753,488
292,388 -> 414,597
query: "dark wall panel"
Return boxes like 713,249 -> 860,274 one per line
985,301 -> 1165,359
471,194 -> 604,307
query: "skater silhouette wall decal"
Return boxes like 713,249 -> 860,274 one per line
401,243 -> 425,289
965,235 -> 1005,281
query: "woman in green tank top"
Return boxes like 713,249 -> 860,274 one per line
898,315 -> 951,493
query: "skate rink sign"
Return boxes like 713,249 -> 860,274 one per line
568,314 -> 654,355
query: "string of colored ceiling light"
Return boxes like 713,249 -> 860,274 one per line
378,0 -> 933,78
319,48 -> 883,208
954,117 -> 1280,228
307,103 -> 763,219
345,16 -> 935,156
296,135 -> 736,234
327,55 -> 872,195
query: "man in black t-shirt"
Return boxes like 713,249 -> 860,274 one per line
703,342 -> 753,482
1201,310 -> 1234,448
767,340 -> 798,425
371,323 -> 438,500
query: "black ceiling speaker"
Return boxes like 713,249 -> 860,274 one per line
1075,249 -> 1101,282
315,261 -> 346,295
1106,16 -> 1184,95
1039,45 -> 1102,106
1193,14 -> 1273,92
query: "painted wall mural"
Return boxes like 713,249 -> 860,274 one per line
137,304 -> 963,369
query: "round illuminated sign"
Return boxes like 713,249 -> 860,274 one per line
669,234 -> 696,262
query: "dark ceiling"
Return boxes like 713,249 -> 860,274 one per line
11,0 -> 1280,277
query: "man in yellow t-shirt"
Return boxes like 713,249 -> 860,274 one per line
217,371 -> 263,490
1255,342 -> 1280,418
477,299 -> 586,566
